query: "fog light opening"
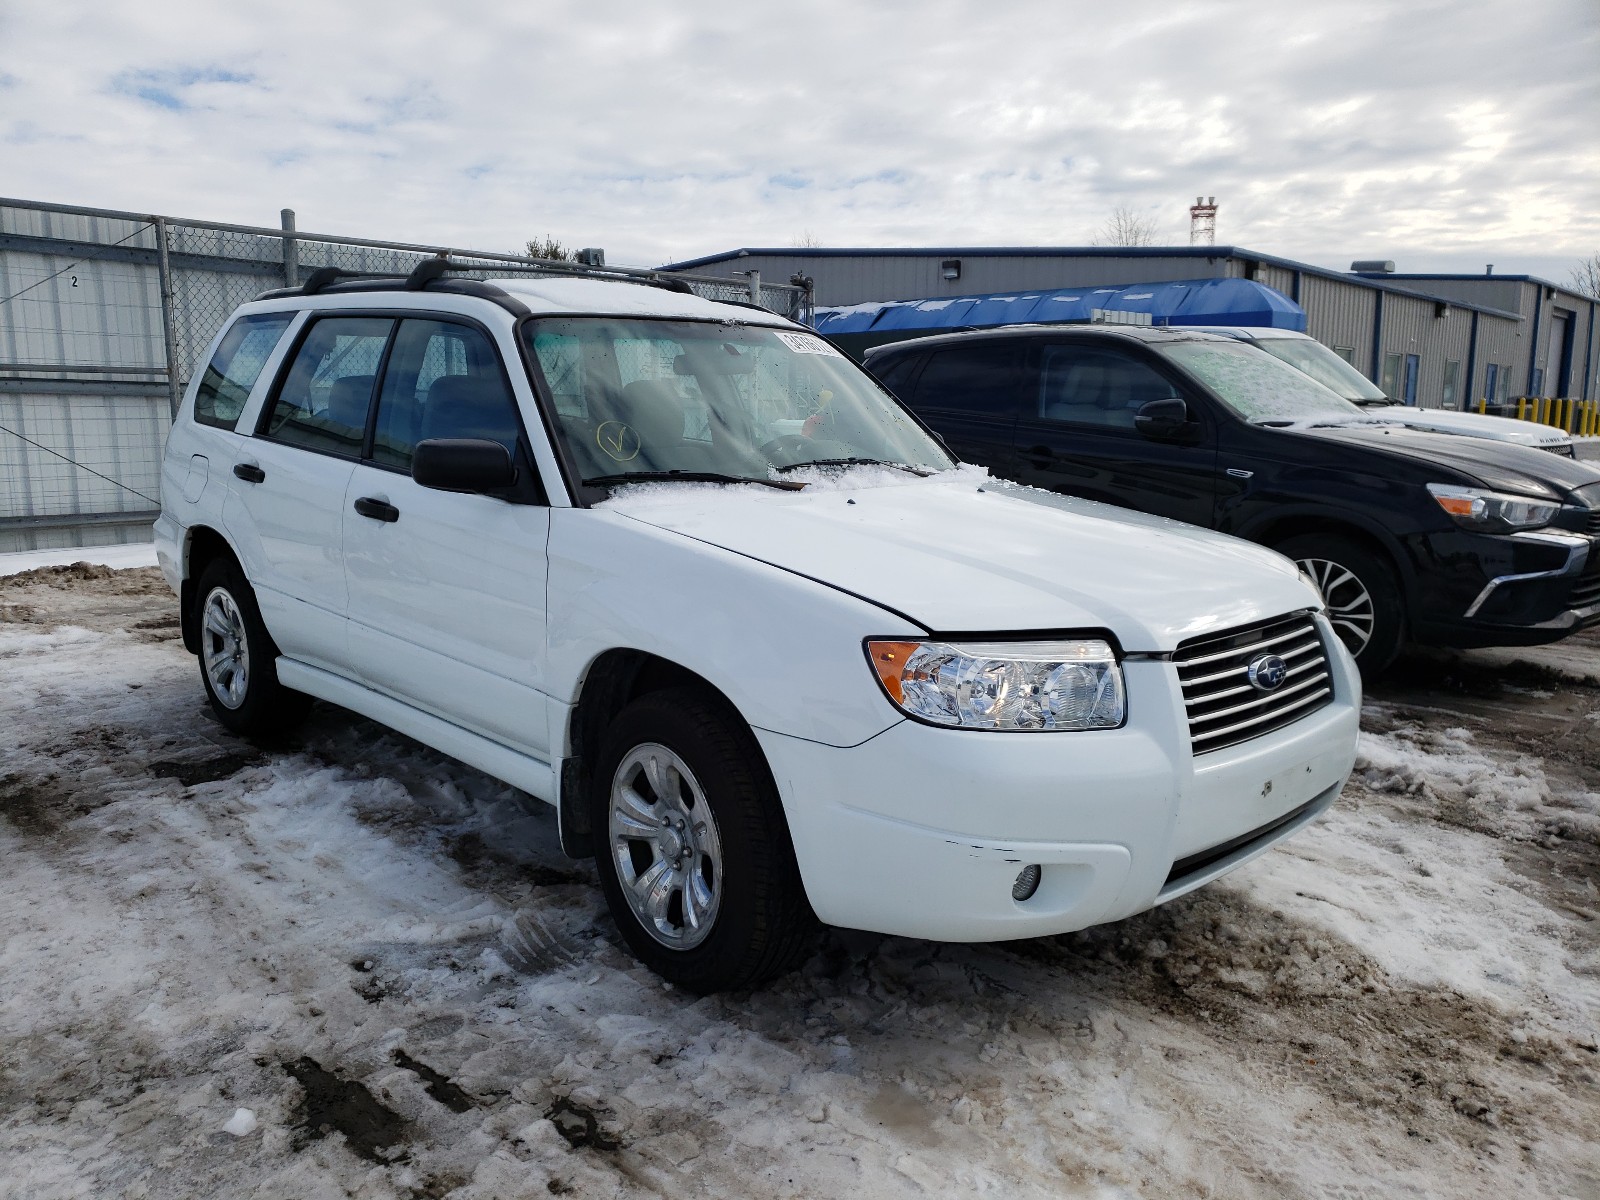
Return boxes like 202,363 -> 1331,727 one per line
1012,864 -> 1042,902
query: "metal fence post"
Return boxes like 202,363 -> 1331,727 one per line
281,207 -> 299,287
153,216 -> 183,419
747,269 -> 761,308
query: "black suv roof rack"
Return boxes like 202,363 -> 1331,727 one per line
254,254 -> 705,313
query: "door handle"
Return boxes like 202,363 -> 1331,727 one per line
1024,444 -> 1055,469
233,463 -> 265,483
353,496 -> 400,523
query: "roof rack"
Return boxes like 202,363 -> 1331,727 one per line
255,253 -> 703,309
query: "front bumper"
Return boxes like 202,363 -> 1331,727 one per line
756,618 -> 1361,942
1408,528 -> 1600,647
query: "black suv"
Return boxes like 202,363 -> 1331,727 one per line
863,326 -> 1600,675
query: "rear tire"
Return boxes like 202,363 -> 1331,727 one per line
1274,533 -> 1404,678
590,687 -> 818,992
193,557 -> 311,737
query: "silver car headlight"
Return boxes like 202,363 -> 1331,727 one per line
866,638 -> 1125,731
1427,483 -> 1558,532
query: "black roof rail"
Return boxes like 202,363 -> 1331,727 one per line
302,266 -> 405,295
250,254 -> 774,317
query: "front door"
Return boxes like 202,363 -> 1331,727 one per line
1403,354 -> 1419,406
1007,340 -> 1219,526
341,316 -> 552,759
902,340 -> 1024,473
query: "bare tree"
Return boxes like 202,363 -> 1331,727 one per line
791,229 -> 822,248
1568,251 -> 1600,300
1091,205 -> 1162,247
525,234 -> 572,261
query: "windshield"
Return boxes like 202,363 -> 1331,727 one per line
1250,337 -> 1389,403
1154,340 -> 1365,424
523,318 -> 953,485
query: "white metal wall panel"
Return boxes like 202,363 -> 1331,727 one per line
0,251 -> 165,371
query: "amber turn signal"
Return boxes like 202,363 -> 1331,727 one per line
866,640 -> 921,704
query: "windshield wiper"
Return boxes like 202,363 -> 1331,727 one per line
772,457 -> 931,476
583,470 -> 805,491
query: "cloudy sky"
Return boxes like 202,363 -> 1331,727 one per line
2,1 -> 1596,280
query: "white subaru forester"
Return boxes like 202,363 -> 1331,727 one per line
154,260 -> 1361,991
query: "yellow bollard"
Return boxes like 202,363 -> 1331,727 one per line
1517,397 -> 1527,420
1478,396 -> 1487,414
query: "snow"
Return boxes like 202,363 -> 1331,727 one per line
0,541 -> 158,576
1,566 -> 1597,1198
223,1108 -> 259,1137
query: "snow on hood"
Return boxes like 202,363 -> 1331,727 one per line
601,466 -> 1318,651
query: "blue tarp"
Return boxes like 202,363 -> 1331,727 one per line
813,277 -> 1306,337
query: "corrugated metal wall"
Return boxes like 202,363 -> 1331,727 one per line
0,206 -> 172,552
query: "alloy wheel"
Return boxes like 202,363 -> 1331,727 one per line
201,586 -> 250,709
1297,556 -> 1376,656
608,742 -> 723,949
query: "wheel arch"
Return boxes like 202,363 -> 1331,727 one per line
558,648 -> 776,860
1238,509 -> 1413,594
179,525 -> 239,655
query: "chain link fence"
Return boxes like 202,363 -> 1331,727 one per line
0,197 -> 810,551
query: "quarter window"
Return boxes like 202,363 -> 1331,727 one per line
193,313 -> 293,430
369,320 -> 522,470
1037,345 -> 1180,429
261,318 -> 394,456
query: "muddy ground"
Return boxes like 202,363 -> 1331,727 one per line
0,564 -> 1596,1199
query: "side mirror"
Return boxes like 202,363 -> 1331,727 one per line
412,438 -> 517,493
1134,397 -> 1196,441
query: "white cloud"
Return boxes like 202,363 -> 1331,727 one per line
0,0 -> 1595,274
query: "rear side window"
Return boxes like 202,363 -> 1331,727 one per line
261,317 -> 394,457
912,344 -> 1020,415
369,319 -> 522,470
193,313 -> 293,430
1037,345 -> 1180,430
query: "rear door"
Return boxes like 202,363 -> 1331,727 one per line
225,315 -> 392,669
341,316 -> 553,759
901,340 -> 1024,472
1007,339 -> 1219,526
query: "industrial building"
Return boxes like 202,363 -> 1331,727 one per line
661,246 -> 1599,409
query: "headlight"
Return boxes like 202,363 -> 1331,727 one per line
866,638 -> 1125,731
1426,483 -> 1558,532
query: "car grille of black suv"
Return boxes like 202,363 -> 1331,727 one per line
1572,562 -> 1600,609
1586,509 -> 1600,536
1175,612 -> 1335,755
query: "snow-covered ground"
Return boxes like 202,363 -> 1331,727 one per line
1,563 -> 1597,1199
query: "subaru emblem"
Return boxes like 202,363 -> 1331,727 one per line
1247,653 -> 1288,691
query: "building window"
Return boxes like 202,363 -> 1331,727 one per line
1442,360 -> 1460,409
1483,363 -> 1499,404
1381,353 -> 1402,399
1332,346 -> 1355,365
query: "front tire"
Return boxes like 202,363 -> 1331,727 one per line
1275,533 -> 1404,678
194,557 -> 311,737
590,688 -> 818,992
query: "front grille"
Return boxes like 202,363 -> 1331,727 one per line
1572,567 -> 1600,609
1174,612 -> 1334,755
1586,509 -> 1600,536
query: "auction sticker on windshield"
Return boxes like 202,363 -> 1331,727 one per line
774,330 -> 844,357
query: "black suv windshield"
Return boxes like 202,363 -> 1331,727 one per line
1154,340 -> 1364,423
523,318 -> 953,485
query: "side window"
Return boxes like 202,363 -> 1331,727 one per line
262,317 -> 393,456
870,353 -> 922,399
370,319 -> 522,471
911,344 -> 1018,415
1037,346 -> 1180,430
193,313 -> 293,430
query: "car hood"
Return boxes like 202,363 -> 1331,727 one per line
600,467 -> 1317,651
1282,423 -> 1600,501
1360,405 -> 1572,448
